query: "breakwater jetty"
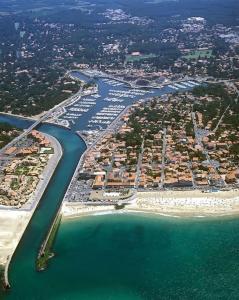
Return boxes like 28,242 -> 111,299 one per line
37,203 -> 62,271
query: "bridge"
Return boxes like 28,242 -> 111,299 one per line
0,86 -> 83,156
0,118 -> 43,156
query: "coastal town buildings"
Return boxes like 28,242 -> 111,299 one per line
71,83 -> 239,203
0,130 -> 54,207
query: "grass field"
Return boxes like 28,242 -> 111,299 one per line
125,53 -> 157,63
183,49 -> 213,60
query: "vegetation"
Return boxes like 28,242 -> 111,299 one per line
183,50 -> 213,60
230,144 -> 239,162
124,117 -> 143,147
114,203 -> 126,210
0,122 -> 21,149
193,84 -> 238,129
0,0 -> 238,115
185,121 -> 195,138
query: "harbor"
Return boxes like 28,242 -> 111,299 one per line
48,70 -> 200,140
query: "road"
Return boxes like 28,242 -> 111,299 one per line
213,104 -> 230,133
191,111 -> 225,187
160,127 -> 167,188
135,139 -> 144,189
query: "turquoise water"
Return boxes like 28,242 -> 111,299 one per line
5,213 -> 239,299
46,214 -> 239,299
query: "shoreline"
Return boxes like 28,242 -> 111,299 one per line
62,206 -> 239,220
75,68 -> 199,91
0,133 -> 63,288
61,189 -> 239,220
0,112 -> 36,122
62,205 -> 239,221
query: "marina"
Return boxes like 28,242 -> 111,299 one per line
182,82 -> 195,87
89,105 -> 126,126
168,84 -> 179,90
188,80 -> 200,86
101,78 -> 125,87
104,97 -> 125,103
49,71 -> 199,136
174,83 -> 187,89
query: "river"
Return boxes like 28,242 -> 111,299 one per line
1,75 -> 239,299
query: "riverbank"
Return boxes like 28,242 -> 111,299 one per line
61,189 -> 239,219
0,133 -> 62,282
0,112 -> 36,121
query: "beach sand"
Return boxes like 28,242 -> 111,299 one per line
0,210 -> 30,265
62,189 -> 239,219
62,203 -> 116,220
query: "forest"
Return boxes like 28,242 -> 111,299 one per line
0,0 -> 238,115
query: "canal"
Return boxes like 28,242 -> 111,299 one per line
0,116 -> 86,299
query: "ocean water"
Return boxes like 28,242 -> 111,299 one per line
50,214 -> 239,300
4,213 -> 239,300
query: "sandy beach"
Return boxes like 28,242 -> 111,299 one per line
129,190 -> 239,217
62,189 -> 239,219
0,210 -> 31,266
62,202 -> 116,220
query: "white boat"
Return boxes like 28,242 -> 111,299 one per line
69,108 -> 89,112
188,81 -> 199,86
168,85 -> 179,90
91,94 -> 101,99
182,82 -> 194,87
174,83 -> 187,89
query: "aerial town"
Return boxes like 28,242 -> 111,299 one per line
0,0 -> 239,298
0,4 -> 238,116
